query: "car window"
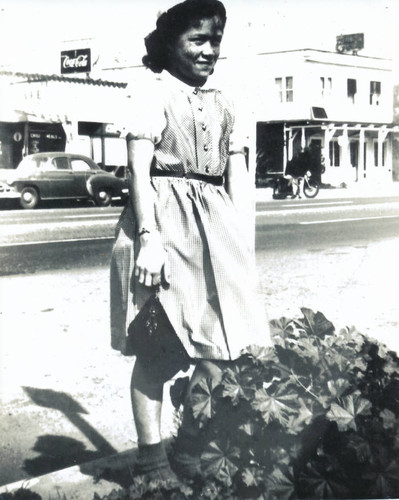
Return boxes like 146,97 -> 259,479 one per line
52,157 -> 70,170
71,159 -> 92,171
17,158 -> 41,173
35,158 -> 55,171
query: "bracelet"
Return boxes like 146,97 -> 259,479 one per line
138,227 -> 151,237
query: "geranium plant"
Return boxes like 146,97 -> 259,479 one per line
97,308 -> 399,499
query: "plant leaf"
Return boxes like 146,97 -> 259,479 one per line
251,387 -> 297,426
221,374 -> 245,405
269,317 -> 294,339
380,408 -> 397,430
286,398 -> 313,435
242,466 -> 265,487
298,308 -> 335,339
363,460 -> 399,498
266,466 -> 296,500
326,391 -> 372,431
327,378 -> 351,399
189,377 -> 219,427
245,344 -> 274,364
198,481 -> 222,500
238,420 -> 257,436
221,366 -> 255,404
346,434 -> 371,463
201,438 -> 240,483
295,337 -> 320,362
301,460 -> 350,499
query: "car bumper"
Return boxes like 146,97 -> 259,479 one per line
0,185 -> 21,199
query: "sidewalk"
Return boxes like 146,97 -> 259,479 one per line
255,180 -> 399,202
1,182 -> 399,500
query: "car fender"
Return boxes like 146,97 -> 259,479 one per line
12,180 -> 41,193
86,174 -> 126,197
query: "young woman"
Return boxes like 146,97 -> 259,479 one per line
110,0 -> 271,481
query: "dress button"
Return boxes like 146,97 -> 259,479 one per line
198,106 -> 203,112
205,166 -> 210,173
202,124 -> 207,131
193,88 -> 198,95
204,145 -> 208,151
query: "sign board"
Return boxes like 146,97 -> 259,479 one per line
336,34 -> 364,54
61,48 -> 91,74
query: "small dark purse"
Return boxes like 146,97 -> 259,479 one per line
127,293 -> 190,381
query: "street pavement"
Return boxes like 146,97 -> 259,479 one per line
1,183 -> 399,499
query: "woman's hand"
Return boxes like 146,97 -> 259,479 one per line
134,232 -> 170,287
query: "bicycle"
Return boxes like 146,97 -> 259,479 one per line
273,170 -> 320,199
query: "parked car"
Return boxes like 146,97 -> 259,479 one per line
0,180 -> 20,200
5,153 -> 128,209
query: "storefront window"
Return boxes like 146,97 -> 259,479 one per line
27,123 -> 66,154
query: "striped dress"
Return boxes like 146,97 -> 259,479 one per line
110,71 -> 270,360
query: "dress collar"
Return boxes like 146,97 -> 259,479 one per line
160,70 -> 218,94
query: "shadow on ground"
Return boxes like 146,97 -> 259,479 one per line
23,435 -> 103,477
22,387 -> 134,487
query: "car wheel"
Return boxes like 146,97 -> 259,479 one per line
94,188 -> 112,207
20,186 -> 40,209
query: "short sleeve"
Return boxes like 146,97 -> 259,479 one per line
118,78 -> 167,144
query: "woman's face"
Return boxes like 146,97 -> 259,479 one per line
167,16 -> 224,87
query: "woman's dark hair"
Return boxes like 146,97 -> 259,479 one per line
142,0 -> 227,73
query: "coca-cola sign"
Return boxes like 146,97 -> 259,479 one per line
61,48 -> 91,74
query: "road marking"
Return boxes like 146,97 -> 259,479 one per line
301,214 -> 399,225
63,214 -> 118,219
0,236 -> 114,248
281,201 -> 353,208
0,218 -> 117,234
256,200 -> 399,217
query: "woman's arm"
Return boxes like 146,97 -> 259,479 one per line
225,152 -> 255,253
127,136 -> 169,287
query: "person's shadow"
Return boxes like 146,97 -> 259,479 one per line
22,387 -> 136,488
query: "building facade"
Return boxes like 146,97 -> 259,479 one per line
1,42 -> 398,186
253,49 -> 398,186
0,69 -> 127,171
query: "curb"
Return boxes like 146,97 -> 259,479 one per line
0,448 -> 139,500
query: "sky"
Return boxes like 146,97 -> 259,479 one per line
0,0 -> 398,75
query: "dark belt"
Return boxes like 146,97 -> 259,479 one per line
151,169 -> 224,186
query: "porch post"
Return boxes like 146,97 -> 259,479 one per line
283,124 -> 287,174
340,125 -> 350,183
359,128 -> 365,182
23,122 -> 29,157
378,126 -> 388,172
323,126 -> 334,184
288,128 -> 293,161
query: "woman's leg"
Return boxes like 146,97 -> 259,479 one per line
130,358 -> 163,445
131,358 -> 179,480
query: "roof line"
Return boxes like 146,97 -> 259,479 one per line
256,48 -> 392,61
0,70 -> 127,88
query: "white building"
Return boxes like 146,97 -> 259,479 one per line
251,48 -> 398,186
